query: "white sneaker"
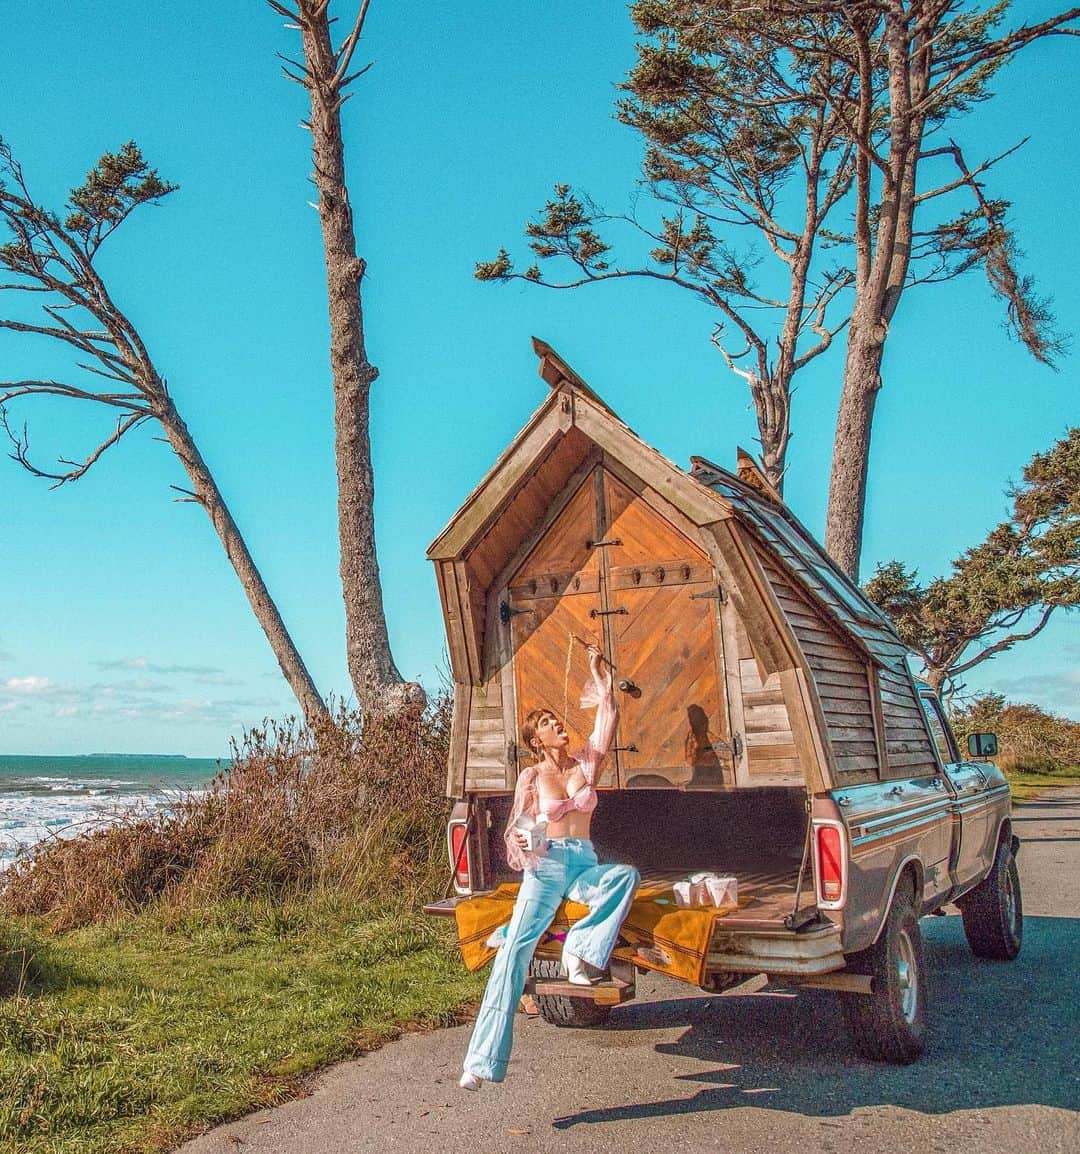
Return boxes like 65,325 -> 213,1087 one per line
563,947 -> 593,986
459,1071 -> 484,1091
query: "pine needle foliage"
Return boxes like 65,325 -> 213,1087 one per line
864,427 -> 1079,696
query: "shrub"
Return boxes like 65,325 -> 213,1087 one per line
0,695 -> 452,929
950,693 -> 1080,772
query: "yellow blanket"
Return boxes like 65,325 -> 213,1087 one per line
453,882 -> 742,987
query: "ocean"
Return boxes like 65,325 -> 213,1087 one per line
0,754 -> 224,869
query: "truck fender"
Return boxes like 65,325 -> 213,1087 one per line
869,856 -> 924,946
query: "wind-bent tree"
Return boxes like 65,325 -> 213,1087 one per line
475,2 -> 859,494
864,427 -> 1079,698
806,0 -> 1079,577
270,0 -> 423,715
477,1 -> 1076,572
0,141 -> 331,727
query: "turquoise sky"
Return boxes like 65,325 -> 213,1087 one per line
2,2 -> 1076,756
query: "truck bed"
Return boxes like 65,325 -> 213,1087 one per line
472,786 -> 814,927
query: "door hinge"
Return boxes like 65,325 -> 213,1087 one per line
586,537 -> 622,548
689,585 -> 726,603
706,733 -> 742,757
612,744 -> 639,753
499,601 -> 533,625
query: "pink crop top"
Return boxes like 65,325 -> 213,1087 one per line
537,781 -> 599,821
504,668 -> 617,872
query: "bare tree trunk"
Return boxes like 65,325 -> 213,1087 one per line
159,399 -> 331,727
291,2 -> 423,716
824,322 -> 884,579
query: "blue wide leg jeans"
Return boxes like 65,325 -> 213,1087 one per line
462,838 -> 639,1083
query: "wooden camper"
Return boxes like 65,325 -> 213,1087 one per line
428,340 -> 938,800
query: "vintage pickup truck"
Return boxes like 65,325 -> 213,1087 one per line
424,341 -> 1022,1064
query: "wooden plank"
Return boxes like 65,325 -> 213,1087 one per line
718,594 -> 751,785
886,724 -> 935,743
811,667 -> 874,689
608,560 -> 713,591
742,687 -> 786,707
831,740 -> 879,756
780,666 -> 831,794
746,741 -> 799,759
707,522 -> 796,679
454,559 -> 483,682
868,664 -> 888,783
834,754 -> 881,772
799,637 -> 861,661
823,725 -> 878,743
447,683 -> 471,797
435,560 -> 473,685
572,393 -> 730,527
744,703 -> 793,728
747,758 -> 802,776
465,751 -> 509,771
885,750 -> 939,769
818,694 -> 874,717
467,717 -> 505,737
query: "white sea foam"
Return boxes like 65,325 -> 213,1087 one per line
0,756 -> 218,869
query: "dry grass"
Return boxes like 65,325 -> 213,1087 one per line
0,696 -> 452,930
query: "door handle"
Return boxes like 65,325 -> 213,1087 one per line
617,679 -> 641,696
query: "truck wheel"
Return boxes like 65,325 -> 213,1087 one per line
841,891 -> 927,1064
529,959 -> 612,1027
959,837 -> 1023,961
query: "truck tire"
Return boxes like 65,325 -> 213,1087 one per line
529,959 -> 612,1027
841,890 -> 926,1064
959,836 -> 1023,961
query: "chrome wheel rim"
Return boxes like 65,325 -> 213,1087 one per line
897,929 -> 918,1024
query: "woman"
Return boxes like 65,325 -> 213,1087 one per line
460,643 -> 640,1090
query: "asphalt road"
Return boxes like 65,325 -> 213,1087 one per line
178,788 -> 1080,1154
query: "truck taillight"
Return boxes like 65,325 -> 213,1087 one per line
816,823 -> 846,907
448,822 -> 471,893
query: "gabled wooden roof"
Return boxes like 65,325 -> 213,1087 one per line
428,339 -> 909,677
427,339 -> 732,561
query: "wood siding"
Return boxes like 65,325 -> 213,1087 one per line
878,661 -> 939,779
756,548 -> 881,784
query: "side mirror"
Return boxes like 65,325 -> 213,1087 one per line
967,732 -> 998,758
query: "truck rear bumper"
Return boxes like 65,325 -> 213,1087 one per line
707,922 -> 845,978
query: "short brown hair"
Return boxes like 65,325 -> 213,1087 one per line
521,708 -> 557,759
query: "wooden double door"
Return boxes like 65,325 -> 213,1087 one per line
507,465 -> 734,788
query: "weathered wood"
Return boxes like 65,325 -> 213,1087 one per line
780,666 -> 831,794
454,559 -> 483,683
435,561 -> 474,685
708,522 -> 797,679
719,595 -> 752,784
447,684 -> 471,797
572,393 -> 731,527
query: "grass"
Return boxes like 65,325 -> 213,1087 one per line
0,695 -> 487,1152
1004,763 -> 1080,803
0,894 -> 483,1154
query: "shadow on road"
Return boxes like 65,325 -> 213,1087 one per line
553,914 -> 1079,1129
